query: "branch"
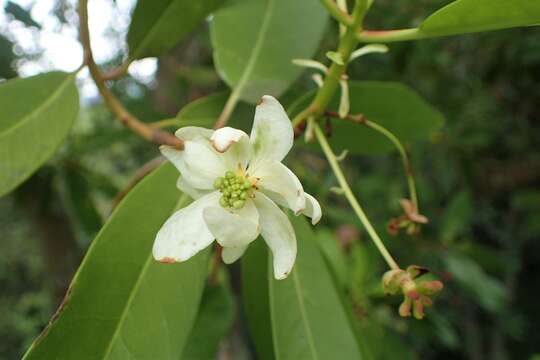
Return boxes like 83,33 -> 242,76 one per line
101,59 -> 132,80
320,0 -> 353,26
78,0 -> 183,149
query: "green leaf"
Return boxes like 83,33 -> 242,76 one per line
0,72 -> 79,197
421,0 -> 540,37
175,92 -> 253,131
445,252 -> 507,312
23,163 -> 209,360
181,279 -> 235,360
210,0 -> 327,103
127,0 -> 224,59
289,81 -> 444,154
5,1 -> 41,28
242,240 -> 275,360
269,216 -> 363,359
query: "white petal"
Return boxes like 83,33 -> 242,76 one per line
303,193 -> 322,225
153,192 -> 220,263
203,200 -> 260,248
250,95 -> 294,168
222,245 -> 249,264
211,127 -> 251,170
251,161 -> 305,214
176,177 -> 211,200
253,192 -> 296,280
160,141 -> 227,189
175,126 -> 214,142
211,127 -> 247,152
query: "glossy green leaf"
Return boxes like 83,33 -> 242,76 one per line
289,81 -> 444,154
181,279 -> 235,360
175,92 -> 253,131
421,0 -> 540,37
269,216 -> 363,359
210,0 -> 327,103
242,240 -> 275,360
0,72 -> 79,197
127,0 -> 224,59
23,163 -> 209,360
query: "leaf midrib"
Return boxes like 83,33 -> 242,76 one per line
229,0 -> 275,98
0,73 -> 74,137
130,0 -> 178,59
101,193 -> 189,359
270,264 -> 319,360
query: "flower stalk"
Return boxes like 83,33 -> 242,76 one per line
313,123 -> 400,270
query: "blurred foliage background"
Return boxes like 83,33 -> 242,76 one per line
1,0 -> 540,359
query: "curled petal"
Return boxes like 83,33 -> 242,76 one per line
203,200 -> 260,248
303,193 -> 322,225
251,161 -> 305,214
250,95 -> 294,168
253,192 -> 296,280
211,127 -> 248,153
211,127 -> 251,170
222,245 -> 249,264
153,192 -> 220,263
160,141 -> 226,190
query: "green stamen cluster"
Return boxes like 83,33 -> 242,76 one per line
214,171 -> 253,210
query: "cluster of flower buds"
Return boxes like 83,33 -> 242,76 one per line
387,198 -> 429,236
214,171 -> 254,210
382,265 -> 443,320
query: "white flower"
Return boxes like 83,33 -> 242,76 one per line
153,95 -> 321,279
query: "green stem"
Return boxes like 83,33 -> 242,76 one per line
320,0 -> 353,26
364,120 -> 418,210
314,123 -> 400,270
357,28 -> 430,43
292,1 -> 367,128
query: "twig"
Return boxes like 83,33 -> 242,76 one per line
78,0 -> 183,150
208,244 -> 223,286
101,59 -> 132,80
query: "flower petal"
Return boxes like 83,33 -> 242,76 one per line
253,192 -> 296,280
250,95 -> 294,168
175,126 -> 214,142
176,176 -> 211,200
251,161 -> 305,214
202,199 -> 260,248
222,245 -> 249,264
303,192 -> 322,225
153,192 -> 220,262
211,127 -> 251,170
160,141 -> 227,189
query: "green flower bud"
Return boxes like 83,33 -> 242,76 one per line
214,177 -> 224,189
232,200 -> 245,209
243,180 -> 252,189
225,171 -> 235,179
239,192 -> 247,200
219,196 -> 228,208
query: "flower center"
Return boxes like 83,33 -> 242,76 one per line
214,170 -> 254,210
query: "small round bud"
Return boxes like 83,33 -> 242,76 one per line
240,192 -> 247,200
232,200 -> 245,209
214,177 -> 224,189
225,171 -> 235,179
243,180 -> 252,189
219,196 -> 229,208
